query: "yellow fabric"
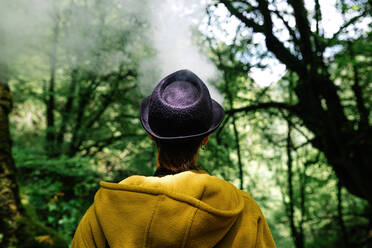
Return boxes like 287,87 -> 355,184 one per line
71,170 -> 276,248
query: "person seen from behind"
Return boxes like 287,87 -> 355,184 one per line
71,69 -> 276,247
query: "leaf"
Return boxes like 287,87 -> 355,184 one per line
35,235 -> 54,245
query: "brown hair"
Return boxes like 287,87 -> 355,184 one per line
155,137 -> 204,173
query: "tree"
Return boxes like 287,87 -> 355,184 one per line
0,62 -> 20,247
39,0 -> 146,158
5,0 -> 149,160
0,61 -> 67,248
213,0 -> 372,204
1,0 -> 151,242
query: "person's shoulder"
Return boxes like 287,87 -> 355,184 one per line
238,189 -> 255,202
238,190 -> 263,216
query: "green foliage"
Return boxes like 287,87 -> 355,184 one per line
12,131 -> 152,243
3,0 -> 371,247
13,217 -> 68,248
14,149 -> 102,241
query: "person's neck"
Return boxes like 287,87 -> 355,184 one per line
153,167 -> 180,177
156,150 -> 199,169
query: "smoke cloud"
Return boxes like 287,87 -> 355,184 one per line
0,1 -> 147,72
0,0 -> 222,103
0,1 -> 50,62
138,0 -> 223,104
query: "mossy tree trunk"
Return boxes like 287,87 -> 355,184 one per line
0,63 -> 67,247
0,63 -> 22,246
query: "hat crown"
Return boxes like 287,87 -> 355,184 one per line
162,81 -> 200,107
148,70 -> 212,138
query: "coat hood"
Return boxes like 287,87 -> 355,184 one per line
96,170 -> 244,247
72,170 -> 276,248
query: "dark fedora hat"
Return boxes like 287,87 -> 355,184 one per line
140,69 -> 224,140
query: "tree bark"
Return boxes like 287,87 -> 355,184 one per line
46,15 -> 60,157
0,63 -> 23,247
337,181 -> 349,247
287,77 -> 305,248
56,69 -> 78,153
286,120 -> 305,248
223,72 -> 244,190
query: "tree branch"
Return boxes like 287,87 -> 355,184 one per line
226,101 -> 298,115
314,0 -> 322,36
287,0 -> 313,63
271,9 -> 300,46
328,10 -> 367,46
84,83 -> 136,131
81,133 -> 144,157
220,0 -> 264,33
257,0 -> 306,75
219,0 -> 305,74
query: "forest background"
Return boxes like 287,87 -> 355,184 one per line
0,0 -> 371,247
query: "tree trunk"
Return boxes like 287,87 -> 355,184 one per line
46,14 -> 60,158
56,69 -> 78,153
0,63 -> 67,248
286,118 -> 305,248
223,72 -> 244,190
337,181 -> 349,247
295,75 -> 372,205
0,63 -> 23,247
232,115 -> 244,190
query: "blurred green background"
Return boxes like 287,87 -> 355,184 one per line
0,0 -> 371,247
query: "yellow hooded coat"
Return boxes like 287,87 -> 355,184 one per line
71,170 -> 276,247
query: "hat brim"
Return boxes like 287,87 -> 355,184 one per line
140,96 -> 225,140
